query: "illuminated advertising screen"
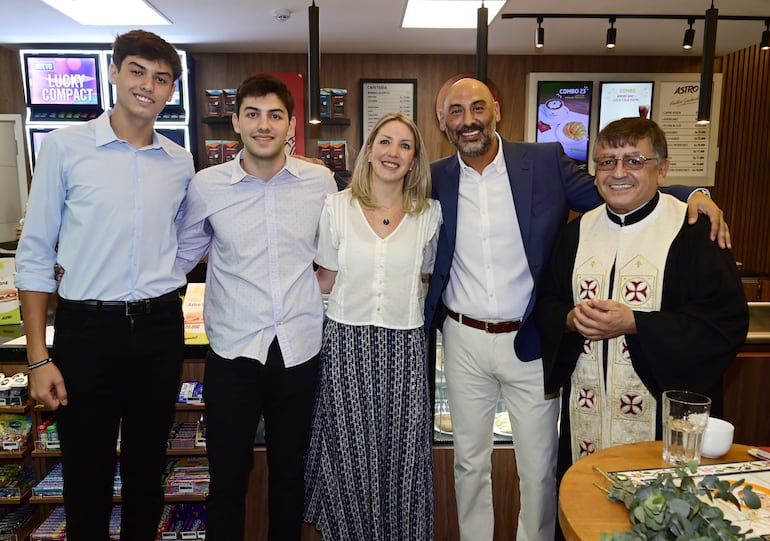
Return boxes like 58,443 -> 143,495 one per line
599,81 -> 654,130
24,53 -> 102,107
27,127 -> 56,170
535,81 -> 593,166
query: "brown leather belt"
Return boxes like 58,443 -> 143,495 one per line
447,310 -> 521,334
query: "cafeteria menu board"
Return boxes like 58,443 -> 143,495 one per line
360,79 -> 416,145
656,81 -> 710,177
536,81 -> 592,166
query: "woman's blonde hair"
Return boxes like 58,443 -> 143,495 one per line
349,112 -> 432,215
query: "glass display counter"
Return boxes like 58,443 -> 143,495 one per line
431,330 -> 513,446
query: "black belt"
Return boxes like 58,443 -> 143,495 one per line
447,310 -> 521,334
58,289 -> 182,316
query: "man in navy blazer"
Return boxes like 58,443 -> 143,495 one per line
424,78 -> 727,541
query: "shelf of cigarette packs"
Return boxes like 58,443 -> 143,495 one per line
29,503 -> 207,540
432,330 -> 514,446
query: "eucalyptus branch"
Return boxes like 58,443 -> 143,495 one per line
595,463 -> 763,540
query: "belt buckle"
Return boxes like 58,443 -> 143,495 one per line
484,321 -> 491,333
125,300 -> 150,317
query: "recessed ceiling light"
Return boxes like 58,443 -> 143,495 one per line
41,0 -> 171,26
402,1 -> 505,29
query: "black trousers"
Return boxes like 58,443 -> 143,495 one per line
53,299 -> 184,541
203,340 -> 319,541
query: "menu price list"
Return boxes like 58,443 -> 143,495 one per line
657,82 -> 710,176
361,80 -> 415,143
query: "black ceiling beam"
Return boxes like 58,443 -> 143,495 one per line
501,13 -> 769,22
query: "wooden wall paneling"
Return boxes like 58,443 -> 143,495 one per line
433,447 -> 460,541
0,47 -> 25,115
723,352 -> 770,445
491,447 -> 520,541
714,44 -> 770,275
0,46 -> 32,186
5,44 -> 768,276
761,278 -> 770,301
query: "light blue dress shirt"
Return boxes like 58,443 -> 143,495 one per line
15,111 -> 195,300
175,152 -> 337,367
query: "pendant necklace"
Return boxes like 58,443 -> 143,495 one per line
383,218 -> 390,225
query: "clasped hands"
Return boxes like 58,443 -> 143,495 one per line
566,298 -> 637,340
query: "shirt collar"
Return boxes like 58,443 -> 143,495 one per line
606,191 -> 660,227
94,111 -> 120,147
95,110 -> 177,156
457,132 -> 505,175
228,150 -> 300,185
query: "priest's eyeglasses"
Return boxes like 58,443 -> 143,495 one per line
594,155 -> 657,171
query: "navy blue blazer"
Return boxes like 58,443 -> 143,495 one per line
424,139 -> 691,363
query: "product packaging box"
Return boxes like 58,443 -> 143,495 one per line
222,140 -> 239,162
331,88 -> 347,118
183,284 -> 208,345
0,259 -> 20,326
205,89 -> 223,117
320,88 -> 331,119
222,89 -> 237,115
205,141 -> 222,168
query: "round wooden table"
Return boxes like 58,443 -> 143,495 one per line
558,441 -> 754,541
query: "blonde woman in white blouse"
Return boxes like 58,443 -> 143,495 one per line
304,112 -> 441,540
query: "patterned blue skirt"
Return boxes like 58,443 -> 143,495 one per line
304,320 -> 434,540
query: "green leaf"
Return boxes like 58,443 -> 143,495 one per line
740,485 -> 761,510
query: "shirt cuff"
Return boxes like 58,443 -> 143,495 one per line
687,187 -> 711,201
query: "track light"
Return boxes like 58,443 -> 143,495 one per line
476,1 -> 488,83
308,0 -> 320,125
606,17 -> 616,49
535,16 -> 544,49
697,5 -> 718,124
761,19 -> 770,50
683,17 -> 695,50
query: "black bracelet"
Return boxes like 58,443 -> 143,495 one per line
27,358 -> 53,370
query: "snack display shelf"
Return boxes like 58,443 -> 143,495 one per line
0,443 -> 32,459
166,448 -> 207,457
175,402 -> 204,412
0,402 -> 31,414
29,493 -> 208,505
0,486 -> 31,505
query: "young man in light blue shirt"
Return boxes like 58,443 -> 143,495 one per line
176,74 -> 336,541
16,30 -> 194,541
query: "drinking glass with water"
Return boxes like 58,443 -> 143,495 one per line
662,390 -> 711,465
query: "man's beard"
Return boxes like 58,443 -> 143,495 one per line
449,124 -> 492,157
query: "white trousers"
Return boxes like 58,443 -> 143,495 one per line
442,316 -> 559,541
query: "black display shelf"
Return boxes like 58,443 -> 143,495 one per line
320,117 -> 350,126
